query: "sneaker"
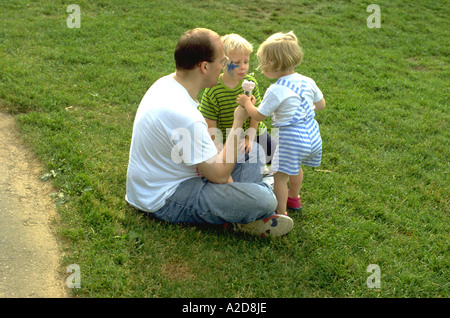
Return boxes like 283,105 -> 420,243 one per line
226,214 -> 294,238
287,196 -> 302,212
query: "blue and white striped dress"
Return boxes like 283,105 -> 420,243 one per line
258,73 -> 324,175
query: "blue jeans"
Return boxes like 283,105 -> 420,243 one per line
150,145 -> 276,224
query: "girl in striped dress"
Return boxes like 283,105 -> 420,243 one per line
237,31 -> 326,215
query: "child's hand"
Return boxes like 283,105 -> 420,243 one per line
237,94 -> 251,106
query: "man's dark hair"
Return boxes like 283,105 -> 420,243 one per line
174,28 -> 218,70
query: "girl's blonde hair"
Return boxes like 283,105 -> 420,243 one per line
221,34 -> 253,56
257,31 -> 303,72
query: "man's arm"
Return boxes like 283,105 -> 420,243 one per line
196,106 -> 248,184
245,117 -> 258,153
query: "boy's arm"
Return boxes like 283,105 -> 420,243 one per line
205,118 -> 223,151
205,118 -> 217,139
199,88 -> 220,134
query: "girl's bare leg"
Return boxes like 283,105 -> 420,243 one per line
273,171 -> 289,214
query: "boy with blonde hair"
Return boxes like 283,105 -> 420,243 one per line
237,31 -> 326,215
199,33 -> 276,164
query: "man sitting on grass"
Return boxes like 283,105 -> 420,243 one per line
125,28 -> 293,238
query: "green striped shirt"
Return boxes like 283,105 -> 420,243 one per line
199,74 -> 267,141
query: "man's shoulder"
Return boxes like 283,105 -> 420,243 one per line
149,73 -> 177,91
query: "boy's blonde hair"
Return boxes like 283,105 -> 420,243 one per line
221,34 -> 253,56
257,31 -> 303,72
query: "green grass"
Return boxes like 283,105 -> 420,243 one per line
0,0 -> 448,297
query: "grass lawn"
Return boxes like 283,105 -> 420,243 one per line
0,0 -> 448,297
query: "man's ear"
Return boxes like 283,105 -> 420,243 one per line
198,61 -> 208,74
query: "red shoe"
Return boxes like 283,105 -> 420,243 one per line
287,196 -> 302,212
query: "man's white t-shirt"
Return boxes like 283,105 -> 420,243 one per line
126,74 -> 218,212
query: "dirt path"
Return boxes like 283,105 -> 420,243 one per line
0,112 -> 68,297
